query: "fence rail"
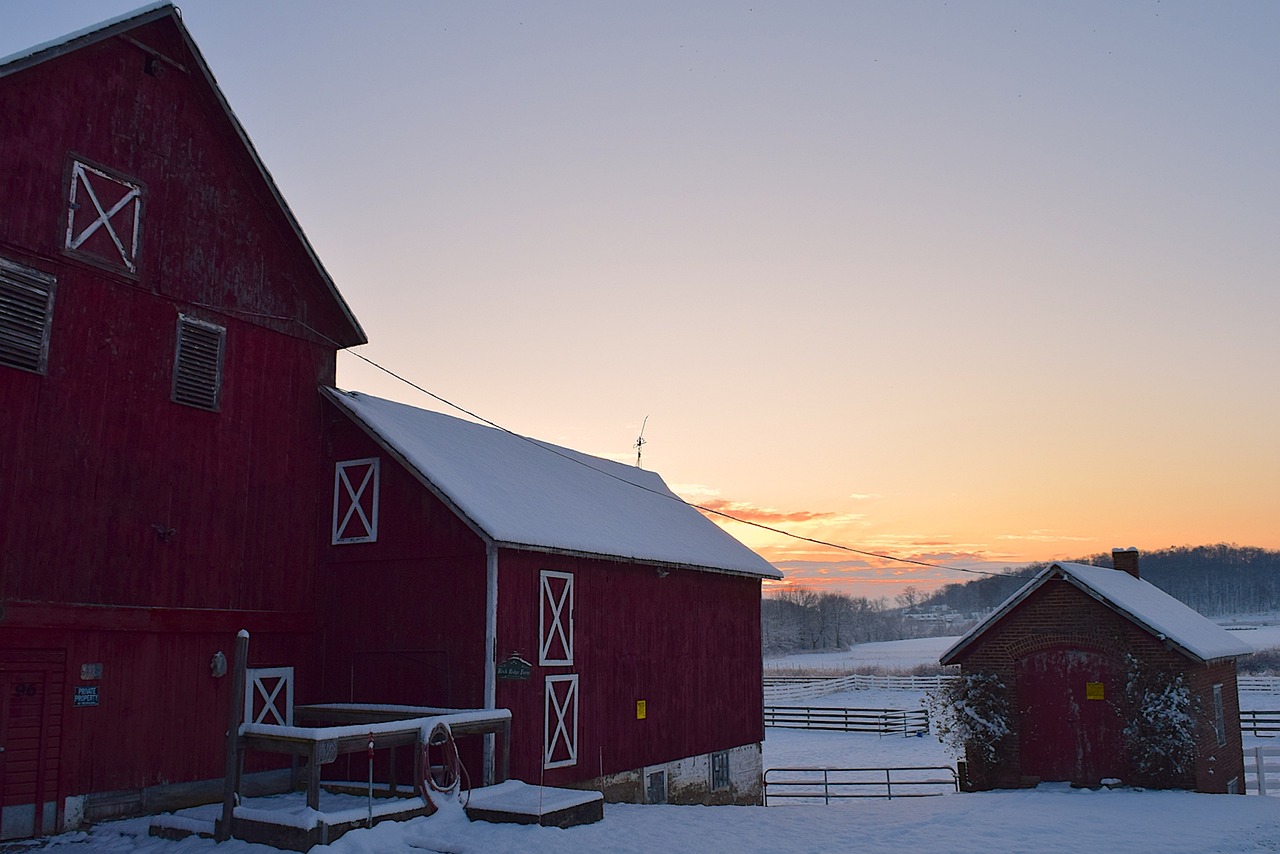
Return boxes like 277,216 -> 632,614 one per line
1251,746 -> 1280,796
764,766 -> 957,805
1240,677 -> 1280,694
1241,710 -> 1280,735
764,673 -> 957,702
764,705 -> 929,736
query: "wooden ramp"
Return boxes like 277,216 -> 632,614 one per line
465,780 -> 603,828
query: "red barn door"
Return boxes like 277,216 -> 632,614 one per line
0,653 -> 64,840
1017,648 -> 1128,786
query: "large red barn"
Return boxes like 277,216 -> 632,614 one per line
0,2 -> 362,840
0,3 -> 778,841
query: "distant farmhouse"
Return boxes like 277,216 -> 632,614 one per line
941,549 -> 1252,793
0,3 -> 778,842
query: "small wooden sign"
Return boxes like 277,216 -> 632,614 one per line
1086,681 -> 1105,701
497,653 -> 532,681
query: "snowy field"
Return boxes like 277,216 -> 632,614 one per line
21,631 -> 1280,853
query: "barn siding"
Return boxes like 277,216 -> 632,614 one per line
319,409 -> 489,710
495,550 -> 764,792
952,578 -> 1244,793
0,12 -> 356,830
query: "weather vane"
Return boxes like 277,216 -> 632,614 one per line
634,416 -> 649,468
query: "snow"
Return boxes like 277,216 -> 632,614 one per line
465,779 -> 602,815
766,637 -> 961,672
325,389 -> 779,578
37,637 -> 1280,852
944,562 -> 1256,665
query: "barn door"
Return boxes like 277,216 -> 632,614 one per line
0,656 -> 64,840
540,570 -> 578,769
1017,648 -> 1128,786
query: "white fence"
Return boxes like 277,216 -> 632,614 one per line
764,673 -> 956,703
1239,676 -> 1280,694
1249,746 -> 1280,796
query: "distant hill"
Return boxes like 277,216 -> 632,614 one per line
921,544 -> 1280,618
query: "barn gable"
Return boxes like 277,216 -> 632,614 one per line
323,387 -> 781,579
0,1 -> 365,348
942,561 -> 1253,666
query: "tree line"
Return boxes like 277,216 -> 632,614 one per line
761,587 -> 956,656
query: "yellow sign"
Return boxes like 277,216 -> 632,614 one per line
1086,681 -> 1105,700
636,700 -> 647,720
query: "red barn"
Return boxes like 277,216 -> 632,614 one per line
1,3 -> 779,841
322,389 -> 781,805
0,3 -> 363,840
940,550 -> 1252,793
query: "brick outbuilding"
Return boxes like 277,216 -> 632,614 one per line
940,549 -> 1252,793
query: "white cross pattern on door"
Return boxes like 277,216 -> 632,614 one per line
543,673 -> 579,769
332,458 -> 380,544
539,570 -> 574,666
65,161 -> 142,273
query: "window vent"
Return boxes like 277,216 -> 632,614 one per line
172,314 -> 224,410
0,258 -> 57,374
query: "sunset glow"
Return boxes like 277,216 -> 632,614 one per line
7,1 -> 1277,603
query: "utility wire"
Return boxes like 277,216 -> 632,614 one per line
201,304 -> 1014,580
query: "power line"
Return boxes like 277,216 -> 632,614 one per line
199,303 -> 1013,581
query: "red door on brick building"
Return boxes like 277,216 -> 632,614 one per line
1017,648 -> 1129,786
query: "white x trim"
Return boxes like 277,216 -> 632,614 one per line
66,161 -> 142,273
543,674 -> 579,769
332,458 -> 379,544
244,667 -> 294,726
539,570 -> 574,666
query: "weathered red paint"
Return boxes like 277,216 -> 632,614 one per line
1,9 -> 360,834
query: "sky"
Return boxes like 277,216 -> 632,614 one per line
5,1 -> 1278,601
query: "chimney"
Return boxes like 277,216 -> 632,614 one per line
1112,547 -> 1140,578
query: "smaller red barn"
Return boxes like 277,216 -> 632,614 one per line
321,389 -> 781,805
940,549 -> 1252,793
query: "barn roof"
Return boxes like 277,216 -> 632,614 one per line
0,2 -> 366,348
941,561 -> 1254,665
324,388 -> 782,580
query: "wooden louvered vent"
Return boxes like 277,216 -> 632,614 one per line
172,314 -> 225,410
0,258 -> 57,374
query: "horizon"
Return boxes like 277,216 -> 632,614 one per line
6,1 -> 1278,601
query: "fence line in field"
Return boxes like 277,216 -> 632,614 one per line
764,673 -> 956,702
763,705 -> 929,736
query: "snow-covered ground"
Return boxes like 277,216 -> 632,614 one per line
765,636 -> 962,672
26,632 -> 1280,853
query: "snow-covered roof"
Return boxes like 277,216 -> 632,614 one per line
324,388 -> 781,580
941,561 -> 1254,665
0,2 -> 366,348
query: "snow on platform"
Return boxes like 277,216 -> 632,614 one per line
465,780 -> 604,828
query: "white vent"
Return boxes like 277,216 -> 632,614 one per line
0,258 -> 57,374
172,314 -> 224,410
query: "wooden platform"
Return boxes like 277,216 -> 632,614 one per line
464,780 -> 604,828
150,789 -> 430,852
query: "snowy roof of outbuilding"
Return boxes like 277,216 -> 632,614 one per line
940,561 -> 1254,665
324,388 -> 781,580
0,2 -> 366,348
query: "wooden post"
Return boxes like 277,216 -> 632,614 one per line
217,630 -> 249,842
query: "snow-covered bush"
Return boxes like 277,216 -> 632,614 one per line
925,671 -> 1011,763
1122,653 -> 1197,781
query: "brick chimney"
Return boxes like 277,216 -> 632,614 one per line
1112,547 -> 1140,578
